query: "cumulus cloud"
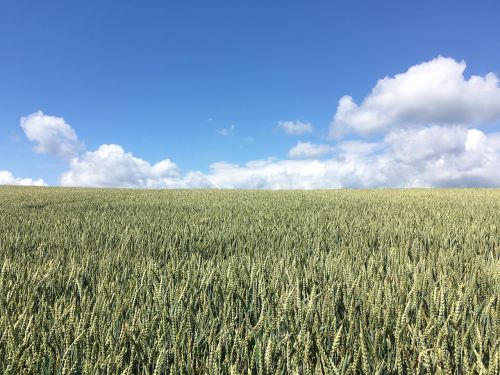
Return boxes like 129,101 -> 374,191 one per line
288,141 -> 334,158
199,159 -> 336,189
192,158 -> 380,189
0,171 -> 46,186
55,126 -> 500,189
61,144 -> 179,188
330,56 -> 500,137
187,127 -> 500,189
278,120 -> 313,135
20,111 -> 84,158
384,125 -> 468,163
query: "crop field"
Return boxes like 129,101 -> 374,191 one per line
0,187 -> 499,374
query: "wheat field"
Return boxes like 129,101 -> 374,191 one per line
0,187 -> 498,374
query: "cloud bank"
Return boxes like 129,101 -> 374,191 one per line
194,127 -> 500,188
0,171 -> 46,186
57,125 -> 500,189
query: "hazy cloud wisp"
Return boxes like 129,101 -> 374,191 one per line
288,142 -> 334,158
278,120 -> 313,135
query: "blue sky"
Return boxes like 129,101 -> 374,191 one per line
1,1 -> 500,188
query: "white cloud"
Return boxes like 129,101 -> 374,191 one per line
384,125 -> 467,163
184,126 -> 500,189
20,111 -> 84,158
0,171 -> 46,186
61,144 -> 179,188
278,120 -> 313,135
189,158 -> 388,189
465,129 -> 487,151
168,172 -> 215,189
54,126 -> 500,189
330,56 -> 500,137
288,141 -> 333,158
198,159 -> 336,189
16,56 -> 500,189
216,124 -> 235,136
337,141 -> 380,156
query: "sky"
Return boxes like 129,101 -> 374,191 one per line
1,0 -> 500,188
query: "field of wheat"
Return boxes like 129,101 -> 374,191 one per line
0,187 -> 499,374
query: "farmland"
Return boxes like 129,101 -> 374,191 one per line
0,187 -> 499,374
